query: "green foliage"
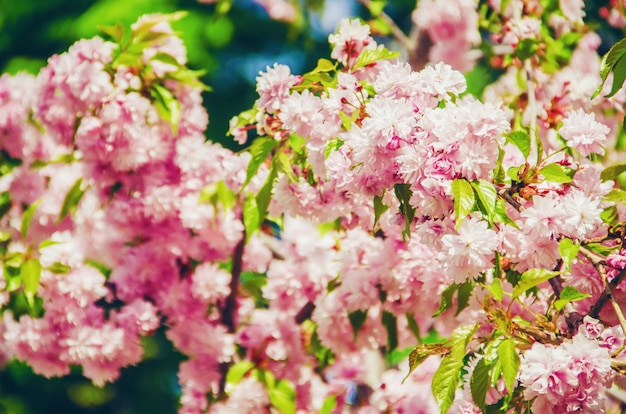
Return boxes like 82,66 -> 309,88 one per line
512,268 -> 561,298
451,179 -> 475,229
432,325 -> 477,413
554,286 -> 590,311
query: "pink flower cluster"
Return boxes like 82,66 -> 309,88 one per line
520,333 -> 614,413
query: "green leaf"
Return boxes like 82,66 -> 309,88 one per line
311,58 -> 336,73
382,311 -> 398,351
150,52 -> 182,68
352,48 -> 400,70
603,188 -> 626,203
488,278 -> 504,301
594,37 -> 626,99
240,271 -> 267,304
226,361 -> 255,387
601,205 -> 619,225
538,163 -> 574,183
558,238 -> 580,271
451,179 -> 475,229
512,268 -> 560,298
516,38 -> 539,60
276,152 -> 298,182
472,180 -> 497,221
432,325 -> 477,413
586,242 -> 618,256
338,110 -> 359,130
21,258 -> 42,308
243,138 -> 277,190
46,262 -> 71,274
554,286 -> 591,311
456,282 -> 474,316
243,193 -> 260,241
98,23 -> 125,42
470,357 -> 491,413
21,198 -> 42,239
58,178 -> 86,222
394,183 -> 415,241
367,0 -> 387,16
402,343 -> 450,383
506,131 -> 531,159
199,180 -> 236,211
600,163 -> 626,181
493,198 -> 519,229
434,283 -> 459,317
151,83 -> 182,136
269,380 -> 295,414
607,53 -> 626,98
406,313 -> 421,341
84,259 -> 112,278
319,396 -> 337,414
498,338 -> 520,393
373,194 -> 389,229
256,163 -> 279,228
348,310 -> 368,338
0,191 -> 12,220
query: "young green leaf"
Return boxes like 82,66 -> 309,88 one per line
402,343 -> 450,383
451,179 -> 475,229
471,180 -> 497,221
512,268 -> 560,298
21,258 -> 42,308
319,396 -> 337,414
58,178 -> 86,222
226,361 -> 255,387
405,313 -> 421,341
488,277 -> 504,301
243,193 -> 260,241
243,138 -> 277,190
601,205 -> 619,225
434,283 -> 459,317
470,357 -> 491,413
373,194 -> 389,229
348,309 -> 368,339
600,163 -> 626,182
269,380 -> 296,414
311,58 -> 336,73
603,188 -> 626,203
498,338 -> 520,393
558,238 -> 580,270
21,198 -> 42,239
276,152 -> 299,182
352,48 -> 400,70
538,163 -> 574,183
594,37 -> 626,99
382,311 -> 398,351
432,325 -> 477,414
456,282 -> 474,316
606,54 -> 626,98
255,163 -> 279,229
506,131 -> 531,159
554,286 -> 590,311
151,83 -> 182,136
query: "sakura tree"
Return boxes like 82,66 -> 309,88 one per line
3,1 -> 626,413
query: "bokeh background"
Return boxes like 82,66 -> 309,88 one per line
0,0 -> 622,412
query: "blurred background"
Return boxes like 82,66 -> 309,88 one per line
0,0 -> 415,412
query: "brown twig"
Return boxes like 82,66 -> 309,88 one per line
221,230 -> 246,333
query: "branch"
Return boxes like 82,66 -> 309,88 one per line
589,268 -> 626,319
221,229 -> 246,333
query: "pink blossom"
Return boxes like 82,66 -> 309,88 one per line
559,109 -> 609,157
256,63 -> 300,113
328,19 -> 377,68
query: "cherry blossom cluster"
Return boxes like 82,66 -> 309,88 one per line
2,1 -> 626,413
